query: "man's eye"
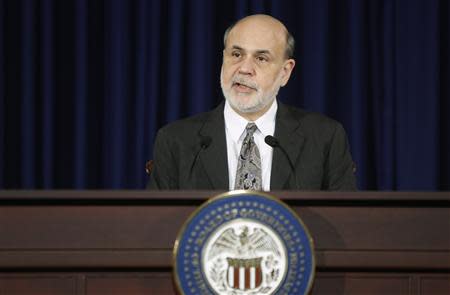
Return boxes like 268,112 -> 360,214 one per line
232,52 -> 241,58
256,56 -> 268,62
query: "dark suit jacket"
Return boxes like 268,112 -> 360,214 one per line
147,101 -> 356,190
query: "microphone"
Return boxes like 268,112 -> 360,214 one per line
264,135 -> 300,189
264,135 -> 278,148
189,136 -> 212,177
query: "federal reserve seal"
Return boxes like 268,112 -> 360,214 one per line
173,191 -> 315,295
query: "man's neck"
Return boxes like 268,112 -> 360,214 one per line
231,100 -> 275,121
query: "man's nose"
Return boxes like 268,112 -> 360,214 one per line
238,57 -> 255,76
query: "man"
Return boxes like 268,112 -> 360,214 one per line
148,14 -> 356,190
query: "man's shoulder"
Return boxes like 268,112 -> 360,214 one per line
157,107 -> 219,137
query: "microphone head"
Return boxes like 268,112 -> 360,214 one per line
264,135 -> 279,147
200,136 -> 212,149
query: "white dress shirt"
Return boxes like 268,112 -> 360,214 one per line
224,100 -> 277,191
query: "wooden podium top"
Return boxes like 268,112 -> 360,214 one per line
0,190 -> 449,271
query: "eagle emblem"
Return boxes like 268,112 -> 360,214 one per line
202,222 -> 287,294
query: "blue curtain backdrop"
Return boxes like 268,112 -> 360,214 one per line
0,0 -> 449,190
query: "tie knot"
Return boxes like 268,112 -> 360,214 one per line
245,123 -> 257,136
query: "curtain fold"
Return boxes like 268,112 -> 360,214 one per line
20,0 -> 36,188
74,0 -> 87,188
0,0 -> 4,188
41,0 -> 55,188
0,0 -> 448,190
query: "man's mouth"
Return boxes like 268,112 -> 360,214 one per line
233,82 -> 257,93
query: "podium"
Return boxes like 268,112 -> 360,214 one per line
0,191 -> 449,294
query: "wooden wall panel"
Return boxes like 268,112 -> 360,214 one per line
0,275 -> 77,295
419,276 -> 450,295
295,207 -> 449,250
85,273 -> 176,295
0,205 -> 448,269
0,272 -> 449,295
0,206 -> 190,250
312,274 -> 412,295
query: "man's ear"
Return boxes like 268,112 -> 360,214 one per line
280,59 -> 296,87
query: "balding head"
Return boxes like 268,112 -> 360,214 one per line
223,14 -> 295,59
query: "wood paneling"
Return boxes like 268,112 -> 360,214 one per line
0,275 -> 77,295
0,190 -> 449,294
85,273 -> 175,295
1,272 -> 448,295
312,273 -> 412,295
419,276 -> 450,295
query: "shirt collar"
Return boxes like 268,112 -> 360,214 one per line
224,99 -> 278,142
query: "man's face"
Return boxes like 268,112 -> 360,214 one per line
220,17 -> 295,118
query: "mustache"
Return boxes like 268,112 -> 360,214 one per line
232,76 -> 258,90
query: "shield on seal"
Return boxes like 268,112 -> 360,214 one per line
226,257 -> 263,290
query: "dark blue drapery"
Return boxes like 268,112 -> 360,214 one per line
0,0 -> 449,190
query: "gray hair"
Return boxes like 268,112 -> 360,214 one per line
223,21 -> 295,59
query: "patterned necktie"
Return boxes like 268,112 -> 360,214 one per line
234,123 -> 262,190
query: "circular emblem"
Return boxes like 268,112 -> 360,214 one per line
173,191 -> 315,295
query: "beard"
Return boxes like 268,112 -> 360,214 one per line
221,71 -> 281,114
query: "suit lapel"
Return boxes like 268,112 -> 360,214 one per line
270,102 -> 305,189
194,101 -> 305,190
198,102 -> 229,189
